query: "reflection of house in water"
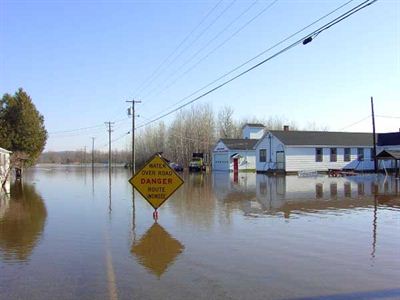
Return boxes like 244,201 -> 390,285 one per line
212,172 -> 258,209
212,172 -> 400,218
0,189 -> 10,220
131,223 -> 184,278
0,182 -> 47,262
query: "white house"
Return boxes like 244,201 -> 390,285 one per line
212,139 -> 258,171
0,147 -> 12,192
254,129 -> 375,173
212,123 -> 265,172
242,123 -> 265,139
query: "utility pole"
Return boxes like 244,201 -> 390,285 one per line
83,146 -> 87,165
105,122 -> 114,174
91,137 -> 95,170
371,97 -> 378,173
126,99 -> 141,173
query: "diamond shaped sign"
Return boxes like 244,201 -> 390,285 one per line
129,154 -> 184,209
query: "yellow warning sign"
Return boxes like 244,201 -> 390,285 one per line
129,154 -> 184,209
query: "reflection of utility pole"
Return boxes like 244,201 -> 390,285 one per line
105,122 -> 114,174
109,169 -> 112,215
371,195 -> 378,259
131,190 -> 136,242
126,100 -> 141,174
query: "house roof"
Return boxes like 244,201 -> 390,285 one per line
242,123 -> 264,128
0,147 -> 12,154
220,139 -> 259,150
377,132 -> 400,146
376,150 -> 400,160
267,130 -> 374,147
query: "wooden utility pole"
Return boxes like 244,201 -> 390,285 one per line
126,100 -> 141,173
105,122 -> 114,173
91,137 -> 95,170
371,97 -> 378,173
83,146 -> 87,165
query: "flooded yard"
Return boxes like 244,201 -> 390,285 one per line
1,167 -> 399,300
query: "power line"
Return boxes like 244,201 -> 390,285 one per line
136,0 -> 237,99
338,115 -> 370,131
133,0 -> 224,98
49,123 -> 104,134
140,0 -> 358,122
136,0 -> 377,130
141,0 -> 279,101
375,115 -> 400,119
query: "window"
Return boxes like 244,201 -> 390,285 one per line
330,148 -> 337,162
315,148 -> 323,162
344,148 -> 351,162
259,149 -> 266,162
357,148 -> 364,161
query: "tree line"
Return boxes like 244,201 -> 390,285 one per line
39,104 -> 327,168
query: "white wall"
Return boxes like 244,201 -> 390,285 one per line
242,126 -> 264,139
255,133 -> 375,172
212,148 -> 256,171
255,133 -> 285,171
285,147 -> 374,172
0,150 -> 11,188
212,141 -> 230,171
229,150 -> 256,171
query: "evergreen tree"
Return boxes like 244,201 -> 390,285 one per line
0,88 -> 48,166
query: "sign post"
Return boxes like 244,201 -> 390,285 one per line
128,154 -> 184,219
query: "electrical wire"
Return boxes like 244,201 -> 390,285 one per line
135,0 -> 378,130
136,0 -> 236,99
140,0 -> 271,100
132,0 -> 224,98
141,0 -> 358,122
338,115 -> 371,131
375,115 -> 400,119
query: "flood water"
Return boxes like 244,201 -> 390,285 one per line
1,166 -> 399,300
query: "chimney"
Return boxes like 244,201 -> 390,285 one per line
283,125 -> 289,131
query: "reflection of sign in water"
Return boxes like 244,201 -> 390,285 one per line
131,223 -> 184,277
129,155 -> 184,209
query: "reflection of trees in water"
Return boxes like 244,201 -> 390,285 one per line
131,223 -> 184,278
168,173 -> 217,228
0,182 -> 47,262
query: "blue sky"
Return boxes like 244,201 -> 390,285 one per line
1,0 -> 399,151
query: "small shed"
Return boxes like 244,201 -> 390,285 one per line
212,139 -> 258,172
376,150 -> 400,176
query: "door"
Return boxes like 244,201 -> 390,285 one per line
276,151 -> 285,170
233,158 -> 239,172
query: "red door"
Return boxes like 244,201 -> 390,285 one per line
233,158 -> 238,173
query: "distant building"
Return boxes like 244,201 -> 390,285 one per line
0,147 -> 12,191
212,123 -> 265,172
254,129 -> 375,173
242,123 -> 265,139
376,131 -> 400,173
